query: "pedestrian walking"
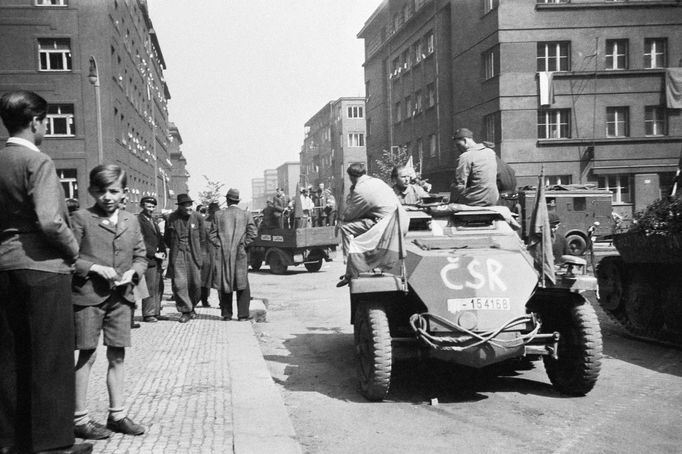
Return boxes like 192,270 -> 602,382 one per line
0,90 -> 92,454
164,194 -> 206,323
138,196 -> 167,322
70,164 -> 147,440
200,202 -> 220,307
210,189 -> 257,321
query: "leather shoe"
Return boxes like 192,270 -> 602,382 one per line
222,316 -> 232,321
74,420 -> 112,440
178,313 -> 191,323
35,443 -> 93,454
143,316 -> 158,323
106,416 -> 146,435
336,276 -> 350,287
190,310 -> 198,319
155,314 -> 169,321
237,316 -> 253,321
131,322 -> 141,329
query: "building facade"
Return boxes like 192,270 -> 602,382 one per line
251,177 -> 266,211
168,122 -> 189,202
300,97 -> 367,213
0,0 -> 177,210
277,161 -> 300,201
359,0 -> 682,217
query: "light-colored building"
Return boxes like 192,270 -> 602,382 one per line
0,0 -> 178,210
301,97 -> 367,213
359,0 -> 682,216
251,177 -> 266,211
277,161 -> 300,201
264,168 -> 278,201
168,123 -> 189,202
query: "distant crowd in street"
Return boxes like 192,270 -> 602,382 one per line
0,90 -> 257,454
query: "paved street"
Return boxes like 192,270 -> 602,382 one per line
253,260 -> 682,454
80,285 -> 300,454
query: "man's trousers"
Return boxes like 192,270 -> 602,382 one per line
0,270 -> 75,453
218,282 -> 251,319
141,264 -> 163,317
170,250 -> 201,314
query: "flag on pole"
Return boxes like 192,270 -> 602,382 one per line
404,156 -> 417,179
347,205 -> 409,278
527,174 -> 555,285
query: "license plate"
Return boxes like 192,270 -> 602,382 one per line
447,297 -> 511,312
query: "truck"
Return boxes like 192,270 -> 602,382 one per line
347,203 -> 602,401
518,185 -> 613,255
248,225 -> 339,274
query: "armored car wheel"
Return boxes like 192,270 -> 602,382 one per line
268,253 -> 287,275
354,301 -> 392,401
542,298 -> 602,396
304,259 -> 323,272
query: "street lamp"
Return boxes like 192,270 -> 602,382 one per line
88,56 -> 104,165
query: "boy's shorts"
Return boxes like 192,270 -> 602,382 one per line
74,293 -> 132,349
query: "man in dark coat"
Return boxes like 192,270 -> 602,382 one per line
272,187 -> 287,228
138,196 -> 166,322
0,90 -> 92,453
210,189 -> 257,321
164,194 -> 206,323
200,202 -> 220,307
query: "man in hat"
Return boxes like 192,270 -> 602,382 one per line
164,194 -> 206,323
138,196 -> 167,322
200,202 -> 220,307
272,187 -> 287,228
549,211 -> 569,261
209,189 -> 257,321
451,128 -> 498,206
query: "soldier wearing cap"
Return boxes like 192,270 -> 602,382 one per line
549,211 -> 569,261
164,194 -> 206,323
138,196 -> 167,322
209,189 -> 257,321
451,128 -> 498,206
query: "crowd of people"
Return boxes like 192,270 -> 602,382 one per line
0,91 -> 257,454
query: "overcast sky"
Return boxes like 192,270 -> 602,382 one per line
147,0 -> 380,204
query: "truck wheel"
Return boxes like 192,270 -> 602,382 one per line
566,234 -> 587,256
596,256 -> 624,311
304,259 -> 323,272
354,302 -> 392,401
268,253 -> 287,275
542,300 -> 602,396
249,252 -> 263,271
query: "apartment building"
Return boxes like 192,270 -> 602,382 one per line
359,0 -> 682,216
0,0 -> 179,210
300,97 -> 367,212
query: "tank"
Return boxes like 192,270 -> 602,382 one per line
348,204 -> 603,401
596,230 -> 682,344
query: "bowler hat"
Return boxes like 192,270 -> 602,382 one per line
452,128 -> 474,140
225,188 -> 240,202
140,196 -> 157,206
176,193 -> 193,205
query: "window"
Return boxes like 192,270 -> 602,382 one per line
545,175 -> 572,186
427,83 -> 435,107
644,38 -> 666,69
38,39 -> 72,71
405,96 -> 412,118
483,0 -> 498,14
606,107 -> 629,137
425,31 -> 434,54
35,0 -> 68,5
395,101 -> 402,123
537,42 -> 569,72
605,39 -> 628,70
538,109 -> 570,139
46,104 -> 75,136
348,133 -> 365,147
57,169 -> 78,199
414,40 -> 424,63
429,134 -> 437,157
645,106 -> 667,136
402,49 -> 411,71
392,57 -> 401,77
598,174 -> 632,204
483,47 -> 497,80
484,112 -> 498,143
415,90 -> 423,114
347,106 -> 364,118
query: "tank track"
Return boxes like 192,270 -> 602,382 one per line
596,257 -> 682,348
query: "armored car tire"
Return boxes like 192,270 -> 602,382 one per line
268,252 -> 287,274
354,301 -> 392,401
304,260 -> 323,272
541,297 -> 603,396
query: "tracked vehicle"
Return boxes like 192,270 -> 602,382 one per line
348,204 -> 602,401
